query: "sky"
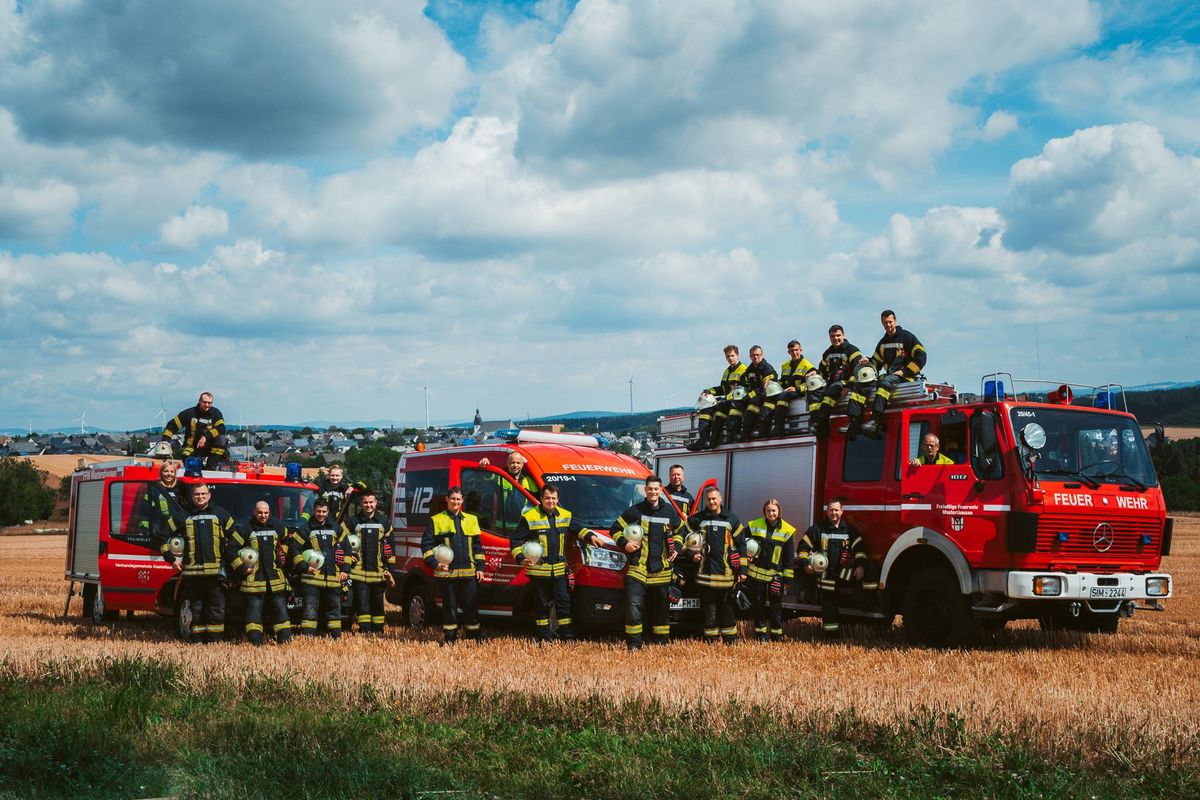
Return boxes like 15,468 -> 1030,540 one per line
1,0 -> 1198,431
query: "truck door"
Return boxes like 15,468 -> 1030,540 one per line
835,430 -> 898,558
450,460 -> 539,607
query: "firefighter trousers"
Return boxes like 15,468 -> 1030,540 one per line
438,577 -> 480,642
819,585 -> 847,636
701,587 -> 738,644
243,590 -> 292,645
531,575 -> 574,641
871,372 -> 910,417
301,583 -> 342,637
181,575 -> 226,643
748,579 -> 784,640
352,579 -> 386,634
808,381 -> 846,431
624,577 -> 670,647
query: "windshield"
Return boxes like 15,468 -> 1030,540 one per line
209,483 -> 317,527
1008,407 -> 1158,488
543,473 -> 648,528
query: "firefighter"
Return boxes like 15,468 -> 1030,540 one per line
860,310 -> 928,439
316,463 -> 351,521
689,345 -> 750,450
478,451 -> 539,523
342,489 -> 394,634
773,340 -> 817,437
607,475 -> 682,649
665,464 -> 694,517
806,326 -> 864,440
227,501 -> 293,646
911,433 -> 954,466
160,482 -> 234,643
421,486 -> 485,643
140,460 -> 187,551
745,498 -> 796,642
513,484 -> 593,643
678,487 -> 747,644
742,345 -> 779,440
161,392 -> 228,468
289,498 -> 349,638
798,498 -> 868,639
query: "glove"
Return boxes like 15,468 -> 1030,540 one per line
667,585 -> 682,604
769,577 -> 783,598
728,550 -> 740,570
567,571 -> 576,591
839,548 -> 852,568
666,538 -> 677,559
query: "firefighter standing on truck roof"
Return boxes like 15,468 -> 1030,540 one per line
227,501 -> 293,646
161,482 -> 234,643
289,498 -> 349,639
422,485 -> 485,644
861,309 -> 928,439
141,460 -> 187,551
799,498 -> 867,639
315,463 -> 351,521
745,498 -> 797,642
774,340 -> 817,438
161,392 -> 228,469
689,345 -> 750,450
806,325 -> 864,440
679,487 -> 747,645
513,484 -> 592,643
342,489 -> 394,635
606,475 -> 682,650
742,345 -> 779,441
666,464 -> 693,518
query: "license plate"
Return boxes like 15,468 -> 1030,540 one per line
671,597 -> 700,610
1089,587 -> 1127,598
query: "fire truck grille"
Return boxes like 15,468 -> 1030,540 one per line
1036,513 -> 1160,557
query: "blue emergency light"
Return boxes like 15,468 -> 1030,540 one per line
183,456 -> 204,477
285,462 -> 302,482
1095,390 -> 1110,410
984,379 -> 1005,402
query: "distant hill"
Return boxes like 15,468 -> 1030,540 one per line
525,408 -> 692,435
1124,386 -> 1200,426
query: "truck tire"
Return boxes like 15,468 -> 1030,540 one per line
173,593 -> 195,642
403,580 -> 437,631
901,566 -> 975,647
83,584 -> 118,624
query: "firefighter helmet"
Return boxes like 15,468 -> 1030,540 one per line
623,524 -> 644,545
745,538 -> 761,559
764,380 -> 784,398
152,441 -> 173,458
433,545 -> 455,566
239,547 -> 259,569
731,386 -> 747,401
168,536 -> 185,556
855,361 -> 878,384
685,532 -> 703,552
522,540 -> 543,565
805,372 -> 826,392
303,549 -> 325,571
808,551 -> 829,572
346,533 -> 361,555
696,391 -> 718,410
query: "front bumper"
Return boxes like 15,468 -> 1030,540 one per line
1006,571 -> 1172,601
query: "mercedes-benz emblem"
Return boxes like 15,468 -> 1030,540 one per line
1092,522 -> 1115,553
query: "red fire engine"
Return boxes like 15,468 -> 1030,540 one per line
64,458 -> 318,637
655,375 -> 1173,645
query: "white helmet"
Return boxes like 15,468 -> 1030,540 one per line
808,551 -> 829,572
168,536 -> 185,556
239,547 -> 259,568
303,549 -> 325,570
855,362 -> 878,384
346,533 -> 362,554
731,386 -> 747,401
522,540 -> 543,565
764,380 -> 784,398
685,532 -> 704,552
696,391 -> 718,410
624,524 -> 644,544
433,545 -> 455,566
745,538 -> 761,558
152,441 -> 173,458
805,372 -> 826,392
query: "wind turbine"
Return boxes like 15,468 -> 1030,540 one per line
152,395 -> 168,432
420,386 -> 434,430
628,377 -> 634,414
77,411 -> 88,436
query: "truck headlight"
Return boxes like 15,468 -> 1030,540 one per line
584,547 -> 627,571
1146,577 -> 1169,597
1033,576 -> 1062,596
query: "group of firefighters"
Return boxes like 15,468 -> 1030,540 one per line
689,308 -> 927,449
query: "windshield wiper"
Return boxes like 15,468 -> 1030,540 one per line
1092,467 -> 1148,491
1037,468 -> 1100,489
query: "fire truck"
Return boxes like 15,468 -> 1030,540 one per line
388,430 -> 664,632
655,375 -> 1173,645
64,458 -> 318,637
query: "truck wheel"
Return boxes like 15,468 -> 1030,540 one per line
84,584 -> 118,624
403,581 -> 437,631
902,567 -> 975,647
173,594 -> 195,642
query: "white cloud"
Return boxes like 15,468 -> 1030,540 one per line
0,178 -> 78,240
160,205 -> 229,249
979,111 -> 1019,142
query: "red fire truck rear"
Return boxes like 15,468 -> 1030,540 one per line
64,458 -> 318,637
655,374 -> 1173,645
388,430 -> 658,632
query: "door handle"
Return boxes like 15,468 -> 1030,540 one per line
903,493 -> 924,500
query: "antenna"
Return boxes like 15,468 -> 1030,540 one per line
628,377 -> 634,413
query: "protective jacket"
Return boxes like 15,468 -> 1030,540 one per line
706,361 -> 749,399
512,505 -> 589,578
818,341 -> 864,384
746,517 -> 797,584
422,510 -> 484,579
289,517 -> 349,588
228,518 -> 289,593
779,357 -> 817,395
141,481 -> 186,547
870,326 -> 926,380
316,478 -> 351,520
918,452 -> 955,465
666,485 -> 694,518
162,404 -> 226,456
161,504 -> 234,577
680,509 -> 747,589
610,499 -> 682,584
799,518 -> 868,588
342,511 -> 394,583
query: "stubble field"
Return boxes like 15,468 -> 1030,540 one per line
1,520 -> 1197,798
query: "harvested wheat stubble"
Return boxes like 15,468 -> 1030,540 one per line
2,520 -> 1197,760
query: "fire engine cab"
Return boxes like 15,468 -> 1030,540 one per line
389,429 -> 658,632
64,458 -> 318,636
656,374 -> 1173,645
